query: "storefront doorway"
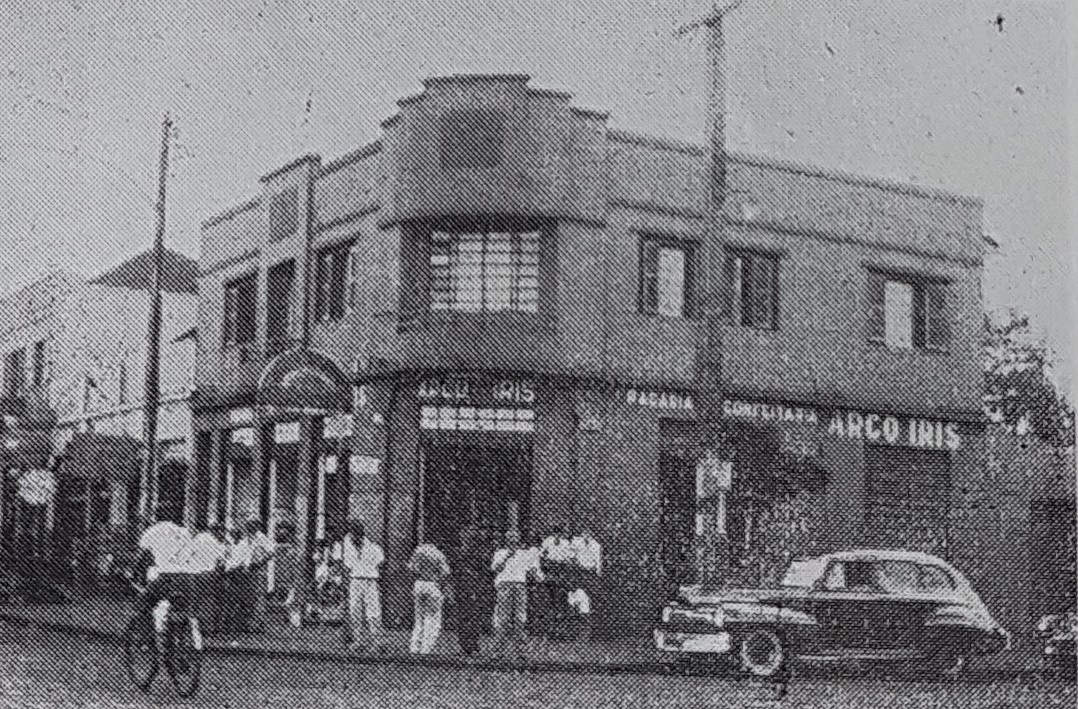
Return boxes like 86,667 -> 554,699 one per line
421,436 -> 532,632
422,438 -> 533,551
659,421 -> 697,597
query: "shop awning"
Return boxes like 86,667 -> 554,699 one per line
257,347 -> 351,412
57,432 -> 143,484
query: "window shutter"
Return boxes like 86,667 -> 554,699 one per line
345,247 -> 358,316
331,248 -> 348,320
925,281 -> 949,351
912,282 -> 927,349
721,252 -> 738,322
749,256 -> 776,329
639,241 -> 659,314
867,270 -> 885,342
740,255 -> 754,326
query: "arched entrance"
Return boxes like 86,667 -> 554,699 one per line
255,348 -> 352,606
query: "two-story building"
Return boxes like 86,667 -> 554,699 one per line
0,250 -> 198,576
192,74 -> 989,633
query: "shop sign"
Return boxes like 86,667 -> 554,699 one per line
323,414 -> 353,439
721,398 -> 962,451
230,427 -> 255,446
274,422 -> 301,444
228,407 -> 254,425
417,378 -> 536,406
350,455 -> 381,477
17,468 -> 55,506
696,452 -> 732,499
624,388 -> 695,412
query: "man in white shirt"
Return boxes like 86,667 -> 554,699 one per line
406,543 -> 451,654
541,526 -> 575,639
491,529 -> 542,659
130,520 -> 203,645
570,529 -> 602,639
341,519 -> 385,652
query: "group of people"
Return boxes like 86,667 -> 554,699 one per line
132,518 -> 275,637
335,520 -> 602,659
131,515 -> 603,660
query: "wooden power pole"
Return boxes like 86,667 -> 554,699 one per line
677,1 -> 744,584
137,113 -> 172,526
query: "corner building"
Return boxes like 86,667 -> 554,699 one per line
193,75 -> 988,633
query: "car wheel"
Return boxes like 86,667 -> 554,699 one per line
739,629 -> 786,678
927,650 -> 966,677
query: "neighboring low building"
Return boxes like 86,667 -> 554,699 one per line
191,74 -> 998,635
0,250 -> 197,577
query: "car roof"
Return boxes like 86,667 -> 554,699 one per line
807,549 -> 953,567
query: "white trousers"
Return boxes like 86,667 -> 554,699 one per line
348,578 -> 383,643
410,580 -> 444,655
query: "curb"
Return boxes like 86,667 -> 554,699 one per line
3,610 -> 1071,685
0,610 -> 666,678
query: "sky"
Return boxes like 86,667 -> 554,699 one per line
0,0 -> 1074,394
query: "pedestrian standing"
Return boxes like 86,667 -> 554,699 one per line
491,529 -> 543,660
540,525 -> 575,640
570,528 -> 602,640
407,542 -> 451,654
454,526 -> 488,656
341,520 -> 385,653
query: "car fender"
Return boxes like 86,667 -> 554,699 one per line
722,601 -> 817,627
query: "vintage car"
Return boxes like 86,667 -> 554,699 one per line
1036,611 -> 1077,670
654,549 -> 1010,677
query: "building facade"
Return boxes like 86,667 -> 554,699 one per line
0,251 -> 198,577
193,74 -> 991,633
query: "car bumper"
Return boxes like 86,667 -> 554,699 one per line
654,629 -> 731,654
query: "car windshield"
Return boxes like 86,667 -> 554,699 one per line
781,559 -> 825,587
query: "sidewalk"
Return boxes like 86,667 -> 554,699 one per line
0,592 -> 664,675
0,592 -> 1059,680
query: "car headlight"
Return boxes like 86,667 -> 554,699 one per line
662,607 -> 673,624
711,606 -> 725,628
1038,616 -> 1053,633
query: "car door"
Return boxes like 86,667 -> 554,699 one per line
809,560 -> 880,653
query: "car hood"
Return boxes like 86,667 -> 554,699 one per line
677,585 -> 809,605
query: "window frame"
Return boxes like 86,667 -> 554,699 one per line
31,340 -> 46,388
726,249 -> 780,331
268,186 -> 299,242
425,227 -> 542,315
266,259 -> 296,345
313,240 -> 355,323
867,269 -> 950,353
223,272 -> 258,347
637,234 -> 697,319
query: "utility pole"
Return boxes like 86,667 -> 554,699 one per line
677,1 -> 744,585
137,113 -> 172,527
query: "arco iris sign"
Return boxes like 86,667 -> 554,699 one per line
720,398 -> 962,452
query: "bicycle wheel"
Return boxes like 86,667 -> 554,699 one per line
165,615 -> 203,698
123,616 -> 158,693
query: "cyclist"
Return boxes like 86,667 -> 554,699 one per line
128,519 -> 205,650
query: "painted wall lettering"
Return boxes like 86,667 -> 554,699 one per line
625,388 -> 695,411
723,397 -> 962,451
417,379 -> 470,401
493,379 -> 535,405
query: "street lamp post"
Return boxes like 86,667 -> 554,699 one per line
136,113 -> 173,526
678,1 -> 745,585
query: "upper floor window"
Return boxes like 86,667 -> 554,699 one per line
3,348 -> 26,399
439,110 -> 506,170
223,273 -> 258,346
31,340 -> 46,387
266,260 -> 296,344
728,251 -> 779,330
867,271 -> 949,351
314,242 -> 356,322
269,187 -> 299,242
639,237 -> 694,318
429,230 -> 539,313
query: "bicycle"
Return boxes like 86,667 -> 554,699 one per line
122,574 -> 204,698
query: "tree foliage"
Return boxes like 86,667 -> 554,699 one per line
983,310 -> 1074,448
